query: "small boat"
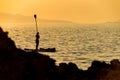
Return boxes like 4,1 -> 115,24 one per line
39,48 -> 56,52
24,48 -> 56,52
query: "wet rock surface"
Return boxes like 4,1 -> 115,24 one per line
0,27 -> 120,80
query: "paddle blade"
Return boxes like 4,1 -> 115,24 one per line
34,14 -> 37,19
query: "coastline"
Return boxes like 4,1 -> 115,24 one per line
0,27 -> 120,80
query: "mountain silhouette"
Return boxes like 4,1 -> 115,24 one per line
0,12 -> 73,23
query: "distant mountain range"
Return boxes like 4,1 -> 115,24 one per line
106,20 -> 120,24
0,13 -> 73,23
0,12 -> 120,24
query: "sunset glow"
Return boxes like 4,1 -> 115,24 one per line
0,0 -> 120,23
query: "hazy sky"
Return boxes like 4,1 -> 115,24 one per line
0,0 -> 120,23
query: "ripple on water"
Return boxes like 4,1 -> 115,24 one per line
2,23 -> 120,70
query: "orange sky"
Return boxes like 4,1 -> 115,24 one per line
0,0 -> 120,23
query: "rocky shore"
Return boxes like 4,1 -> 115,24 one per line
0,27 -> 120,80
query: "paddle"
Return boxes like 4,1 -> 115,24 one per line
34,14 -> 38,33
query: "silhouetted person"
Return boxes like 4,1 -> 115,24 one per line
35,32 -> 40,50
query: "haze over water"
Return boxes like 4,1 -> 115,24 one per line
1,22 -> 120,70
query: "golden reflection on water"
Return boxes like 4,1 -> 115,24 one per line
1,22 -> 120,70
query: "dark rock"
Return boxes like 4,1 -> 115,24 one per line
0,27 -> 58,80
86,60 -> 110,80
103,59 -> 120,80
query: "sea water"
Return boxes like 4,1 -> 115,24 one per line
1,22 -> 120,70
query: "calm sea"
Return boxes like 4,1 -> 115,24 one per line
1,22 -> 120,70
